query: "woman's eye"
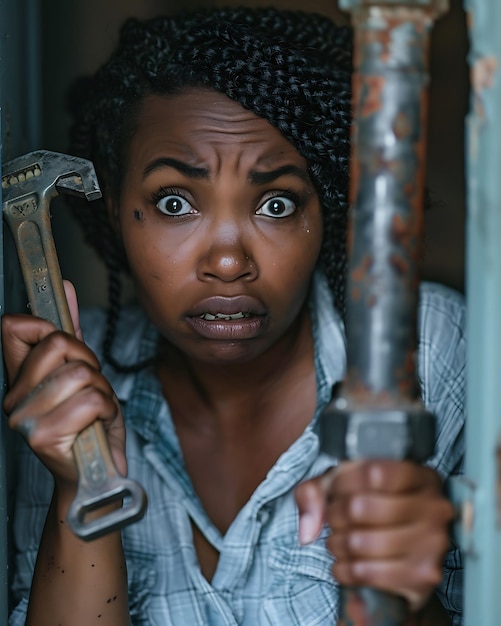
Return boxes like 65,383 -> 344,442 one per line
256,196 -> 296,218
156,194 -> 193,216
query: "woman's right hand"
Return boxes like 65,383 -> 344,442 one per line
1,282 -> 126,492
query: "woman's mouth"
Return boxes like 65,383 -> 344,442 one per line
199,312 -> 251,321
186,297 -> 267,340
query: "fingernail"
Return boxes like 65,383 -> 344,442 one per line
299,512 -> 317,545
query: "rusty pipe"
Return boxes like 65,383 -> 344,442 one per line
321,1 -> 449,624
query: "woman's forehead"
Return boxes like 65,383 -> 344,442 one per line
127,89 -> 308,172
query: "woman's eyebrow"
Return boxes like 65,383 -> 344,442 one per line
142,159 -> 310,184
249,165 -> 311,185
143,157 -> 209,179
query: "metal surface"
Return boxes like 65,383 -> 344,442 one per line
322,407 -> 435,462
2,151 -> 100,331
321,1 -> 448,624
0,0 -> 41,618
2,150 -> 147,541
460,0 -> 501,623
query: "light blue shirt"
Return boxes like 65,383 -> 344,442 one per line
9,272 -> 464,625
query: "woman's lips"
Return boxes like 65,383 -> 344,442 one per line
186,295 -> 267,340
186,315 -> 266,340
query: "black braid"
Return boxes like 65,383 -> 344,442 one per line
66,7 -> 353,372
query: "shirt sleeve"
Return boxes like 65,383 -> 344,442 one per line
418,282 -> 466,625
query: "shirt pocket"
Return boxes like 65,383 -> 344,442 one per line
262,531 -> 338,626
126,549 -> 158,625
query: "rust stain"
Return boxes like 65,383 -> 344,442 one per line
395,348 -> 419,397
392,111 -> 412,140
389,252 -> 409,276
391,213 -> 422,263
366,293 -> 377,308
359,75 -> 385,118
366,30 -> 391,65
343,374 -> 418,409
391,213 -> 409,244
403,181 -> 416,198
351,254 -> 374,283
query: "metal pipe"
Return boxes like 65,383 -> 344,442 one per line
461,0 -> 501,623
321,1 -> 448,624
343,0 -> 447,406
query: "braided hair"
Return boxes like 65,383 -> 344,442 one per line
66,6 -> 353,371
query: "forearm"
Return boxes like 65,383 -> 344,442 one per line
26,485 -> 130,626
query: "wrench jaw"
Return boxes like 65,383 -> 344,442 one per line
55,173 -> 101,202
1,150 -> 102,204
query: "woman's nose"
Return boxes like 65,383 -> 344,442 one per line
197,222 -> 258,283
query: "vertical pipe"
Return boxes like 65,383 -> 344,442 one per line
320,1 -> 447,624
340,0 -> 448,410
462,0 -> 501,623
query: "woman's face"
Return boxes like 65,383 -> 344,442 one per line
116,89 -> 323,364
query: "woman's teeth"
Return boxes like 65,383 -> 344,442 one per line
200,312 -> 251,321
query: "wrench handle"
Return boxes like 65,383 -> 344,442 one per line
5,194 -> 74,332
4,194 -> 148,540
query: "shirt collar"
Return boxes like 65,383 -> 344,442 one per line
309,268 -> 347,421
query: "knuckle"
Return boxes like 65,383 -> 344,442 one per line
366,461 -> 388,490
332,561 -> 356,586
348,495 -> 365,520
45,330 -> 71,352
440,498 -> 456,522
326,533 -> 351,558
326,496 -> 350,527
28,423 -> 49,449
433,532 -> 451,559
1,314 -> 16,336
426,496 -> 455,526
81,387 -> 115,416
349,561 -> 370,584
348,532 -> 369,554
420,561 -> 443,587
1,313 -> 29,334
67,361 -> 95,385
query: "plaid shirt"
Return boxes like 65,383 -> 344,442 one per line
9,271 -> 464,625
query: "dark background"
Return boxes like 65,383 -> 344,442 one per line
40,0 -> 469,308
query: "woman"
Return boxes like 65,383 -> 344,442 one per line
3,7 -> 463,625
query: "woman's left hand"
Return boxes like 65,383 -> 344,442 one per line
295,460 -> 455,613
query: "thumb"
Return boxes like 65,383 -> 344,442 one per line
295,470 -> 334,545
63,280 -> 83,341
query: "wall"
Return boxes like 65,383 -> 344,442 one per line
40,0 -> 468,308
